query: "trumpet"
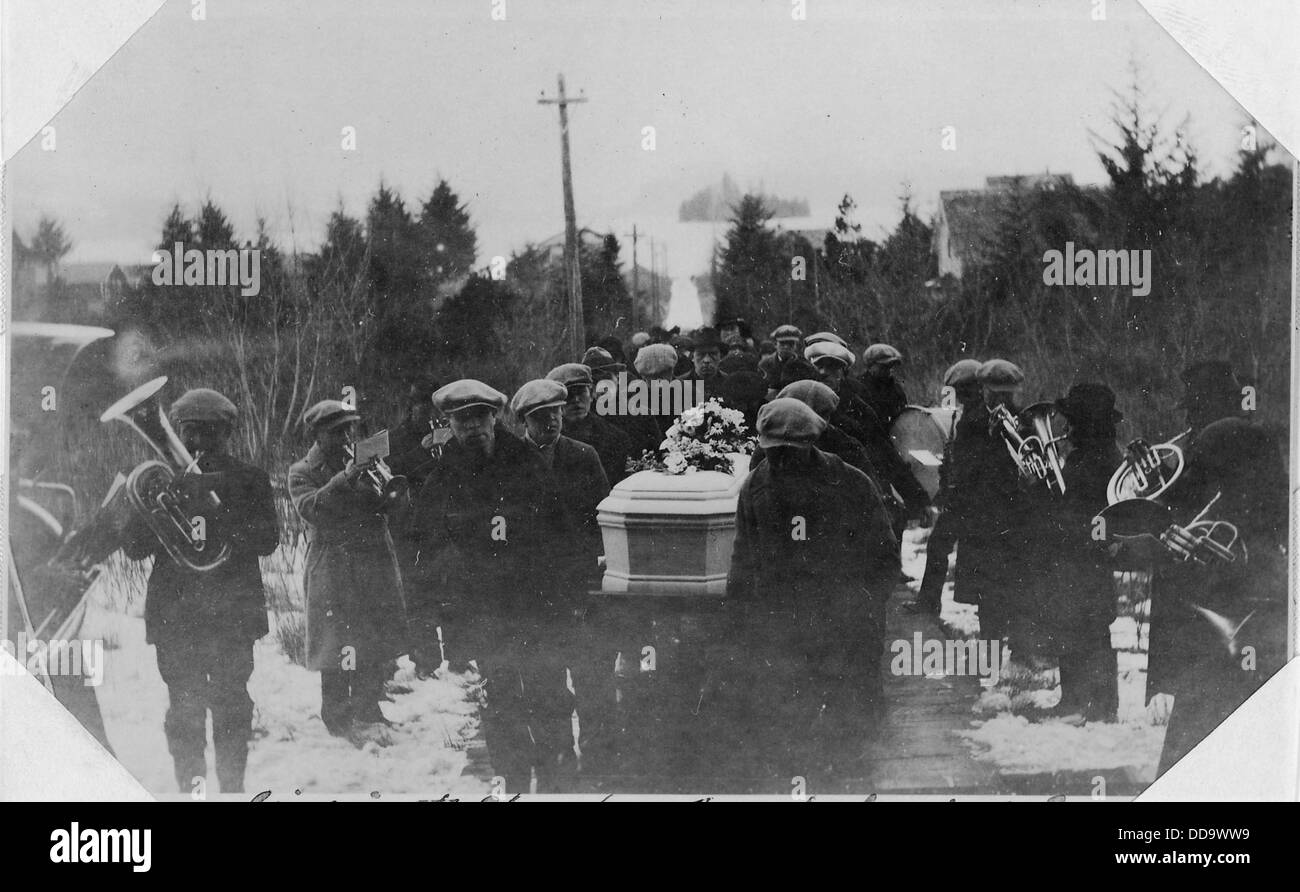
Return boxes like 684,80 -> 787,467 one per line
344,444 -> 410,509
1160,491 -> 1243,565
1097,491 -> 1244,567
991,402 -> 1067,494
1106,429 -> 1189,505
96,376 -> 231,572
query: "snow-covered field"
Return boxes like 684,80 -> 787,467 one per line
83,602 -> 488,800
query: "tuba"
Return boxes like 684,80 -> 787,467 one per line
96,376 -> 231,572
991,402 -> 1067,495
1106,429 -> 1189,505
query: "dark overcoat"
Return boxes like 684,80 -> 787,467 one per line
125,452 -> 279,649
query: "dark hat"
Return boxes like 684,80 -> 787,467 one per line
170,388 -> 238,426
302,399 -> 360,432
431,380 -> 507,415
776,380 -> 840,418
943,359 -> 982,387
1191,417 -> 1275,477
804,341 -> 855,368
689,327 -> 725,352
771,324 -> 803,341
804,331 -> 848,348
510,379 -> 569,418
546,363 -> 594,390
581,346 -> 626,376
1056,383 -> 1122,425
716,317 -> 752,338
757,398 -> 827,448
977,359 -> 1025,391
863,343 -> 903,366
1177,360 -> 1241,408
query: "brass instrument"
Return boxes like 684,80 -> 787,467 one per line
991,402 -> 1067,494
1160,492 -> 1243,565
1106,428 -> 1189,505
97,376 -> 231,572
1097,490 -> 1244,566
344,443 -> 410,509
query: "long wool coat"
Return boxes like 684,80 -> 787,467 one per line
288,443 -> 407,672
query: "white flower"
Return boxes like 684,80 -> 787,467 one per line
664,452 -> 688,474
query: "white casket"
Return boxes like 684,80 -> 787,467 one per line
598,454 -> 750,596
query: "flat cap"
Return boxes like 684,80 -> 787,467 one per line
804,331 -> 848,348
634,343 -> 678,377
302,399 -> 360,432
977,359 -> 1025,391
863,343 -> 903,366
581,346 -> 626,375
776,380 -> 840,418
770,324 -> 803,341
630,332 -> 651,349
943,359 -> 983,387
804,341 -> 855,368
511,379 -> 569,418
170,388 -> 238,426
432,380 -> 507,415
757,398 -> 827,449
546,363 -> 594,389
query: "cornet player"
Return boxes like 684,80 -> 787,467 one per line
123,388 -> 279,794
289,400 -> 408,744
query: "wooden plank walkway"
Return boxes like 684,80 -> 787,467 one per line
861,585 -> 999,794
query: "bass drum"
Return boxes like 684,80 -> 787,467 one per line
889,405 -> 956,501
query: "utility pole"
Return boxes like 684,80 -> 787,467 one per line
624,224 -> 639,332
649,235 -> 657,324
539,73 -> 588,359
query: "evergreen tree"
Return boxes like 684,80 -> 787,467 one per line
415,179 -> 477,288
713,194 -> 785,328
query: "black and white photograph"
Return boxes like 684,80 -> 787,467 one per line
2,0 -> 1295,802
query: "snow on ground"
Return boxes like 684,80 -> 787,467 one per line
84,602 -> 488,799
901,527 -> 1165,784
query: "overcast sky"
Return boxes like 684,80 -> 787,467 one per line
5,0 -> 1280,270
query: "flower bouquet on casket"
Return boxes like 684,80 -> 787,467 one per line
627,398 -> 755,475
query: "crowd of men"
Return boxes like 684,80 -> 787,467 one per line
125,320 -> 1288,794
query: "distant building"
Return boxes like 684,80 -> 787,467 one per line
12,256 -> 149,323
933,173 -> 1075,280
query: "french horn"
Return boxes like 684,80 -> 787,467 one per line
1106,429 -> 1189,505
